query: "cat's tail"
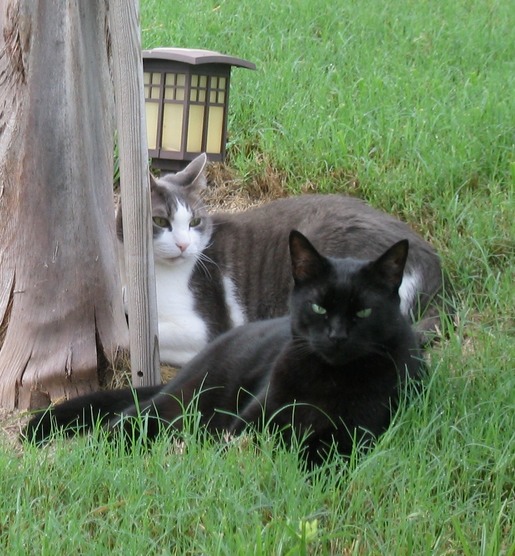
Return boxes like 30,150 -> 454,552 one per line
22,385 -> 162,445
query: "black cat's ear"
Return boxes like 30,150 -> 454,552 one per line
371,239 -> 409,292
164,153 -> 207,192
289,230 -> 329,284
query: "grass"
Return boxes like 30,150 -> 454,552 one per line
1,0 -> 514,553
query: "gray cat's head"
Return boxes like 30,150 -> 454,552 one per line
117,153 -> 213,266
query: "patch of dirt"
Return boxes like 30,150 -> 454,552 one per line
0,408 -> 29,455
204,161 -> 289,212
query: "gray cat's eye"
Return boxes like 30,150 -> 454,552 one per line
190,217 -> 201,228
356,308 -> 372,318
311,303 -> 327,315
152,216 -> 169,228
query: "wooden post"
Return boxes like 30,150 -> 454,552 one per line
109,1 -> 161,386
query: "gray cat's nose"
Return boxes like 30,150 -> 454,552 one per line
176,242 -> 189,253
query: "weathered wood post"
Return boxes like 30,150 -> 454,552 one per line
109,0 -> 161,386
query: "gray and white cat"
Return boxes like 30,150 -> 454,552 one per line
117,154 -> 447,366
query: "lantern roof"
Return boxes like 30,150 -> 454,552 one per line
142,47 -> 256,70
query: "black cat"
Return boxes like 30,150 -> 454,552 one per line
24,231 -> 425,465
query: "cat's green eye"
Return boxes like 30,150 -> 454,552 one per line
311,303 -> 327,315
190,217 -> 201,228
356,308 -> 372,318
152,216 -> 169,228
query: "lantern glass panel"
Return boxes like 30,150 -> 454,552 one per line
164,73 -> 186,101
190,73 -> 208,103
175,87 -> 185,102
146,72 -> 162,100
146,102 -> 159,150
187,105 -> 205,152
162,103 -> 184,151
149,73 -> 161,99
206,105 -> 224,154
144,71 -> 150,98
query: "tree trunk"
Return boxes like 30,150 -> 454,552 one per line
0,1 -> 129,409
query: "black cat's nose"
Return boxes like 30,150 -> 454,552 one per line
328,328 -> 347,344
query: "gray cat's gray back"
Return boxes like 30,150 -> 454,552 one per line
200,194 -> 443,329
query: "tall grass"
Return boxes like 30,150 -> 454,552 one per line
0,0 -> 513,553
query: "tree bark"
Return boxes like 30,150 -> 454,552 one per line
0,1 -> 129,409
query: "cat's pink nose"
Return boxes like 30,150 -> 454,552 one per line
176,242 -> 189,253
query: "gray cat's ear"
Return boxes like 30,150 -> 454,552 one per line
289,230 -> 328,284
372,239 -> 409,291
149,174 -> 165,205
161,153 -> 208,193
149,173 -> 159,190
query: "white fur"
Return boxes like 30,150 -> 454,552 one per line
222,276 -> 246,327
155,258 -> 208,366
152,202 -> 213,365
398,270 -> 422,317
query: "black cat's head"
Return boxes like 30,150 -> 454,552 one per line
288,230 -> 409,365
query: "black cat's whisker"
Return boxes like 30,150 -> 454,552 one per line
289,338 -> 317,358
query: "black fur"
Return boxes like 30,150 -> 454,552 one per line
24,231 -> 425,466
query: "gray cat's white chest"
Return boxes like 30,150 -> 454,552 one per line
154,260 -> 209,367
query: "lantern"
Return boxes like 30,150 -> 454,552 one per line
142,47 -> 255,171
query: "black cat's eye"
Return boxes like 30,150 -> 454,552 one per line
311,303 -> 327,315
356,308 -> 372,318
189,217 -> 201,228
152,216 -> 169,229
